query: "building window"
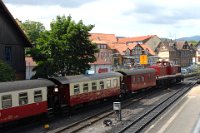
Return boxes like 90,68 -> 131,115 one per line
100,81 -> 104,89
74,84 -> 80,95
2,95 -> 12,109
83,83 -> 89,93
5,46 -> 12,61
92,82 -> 97,91
34,90 -> 42,102
19,92 -> 28,105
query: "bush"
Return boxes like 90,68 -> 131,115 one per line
0,60 -> 15,82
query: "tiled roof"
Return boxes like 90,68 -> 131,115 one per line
0,1 -> 32,47
118,35 -> 155,43
140,44 -> 155,55
92,40 -> 107,44
90,33 -> 118,43
114,43 -> 129,55
176,41 -> 186,49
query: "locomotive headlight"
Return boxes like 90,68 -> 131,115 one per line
54,88 -> 58,92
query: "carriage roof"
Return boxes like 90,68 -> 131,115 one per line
0,79 -> 55,93
49,72 -> 123,85
117,68 -> 156,76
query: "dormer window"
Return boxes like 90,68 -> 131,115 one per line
98,44 -> 107,49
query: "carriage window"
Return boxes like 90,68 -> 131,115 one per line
132,76 -> 135,83
141,76 -> 144,82
2,95 -> 12,109
100,81 -> 104,89
113,79 -> 118,87
34,90 -> 42,102
148,74 -> 151,80
74,84 -> 80,95
19,92 -> 28,105
92,82 -> 97,91
83,83 -> 89,93
107,80 -> 111,88
137,77 -> 140,82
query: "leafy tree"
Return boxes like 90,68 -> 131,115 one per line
31,15 -> 98,78
188,40 -> 198,46
20,20 -> 45,45
0,60 -> 15,82
19,20 -> 45,55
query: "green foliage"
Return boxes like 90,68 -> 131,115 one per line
20,20 -> 45,55
188,40 -> 198,46
20,20 -> 45,45
31,15 -> 98,78
0,60 -> 15,82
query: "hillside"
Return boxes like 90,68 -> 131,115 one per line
177,35 -> 200,41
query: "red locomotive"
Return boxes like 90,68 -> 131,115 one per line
149,61 -> 183,85
0,61 -> 183,124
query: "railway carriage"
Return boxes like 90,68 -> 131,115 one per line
49,72 -> 123,108
0,79 -> 55,124
118,68 -> 157,93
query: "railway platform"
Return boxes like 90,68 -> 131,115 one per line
145,84 -> 200,133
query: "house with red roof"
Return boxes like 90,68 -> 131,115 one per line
118,35 -> 161,51
89,40 -> 113,73
90,33 -> 159,70
0,1 -> 32,80
90,33 -> 118,44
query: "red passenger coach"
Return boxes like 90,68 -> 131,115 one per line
0,79 -> 55,124
118,68 -> 156,94
49,72 -> 122,107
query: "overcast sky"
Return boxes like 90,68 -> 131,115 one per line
3,0 -> 200,38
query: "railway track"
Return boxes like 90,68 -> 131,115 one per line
50,82 -> 190,133
50,88 -> 161,133
115,82 -> 195,133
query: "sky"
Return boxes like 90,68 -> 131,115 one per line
2,0 -> 200,39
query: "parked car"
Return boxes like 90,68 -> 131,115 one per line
181,68 -> 188,74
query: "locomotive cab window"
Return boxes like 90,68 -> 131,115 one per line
92,82 -> 97,91
19,92 -> 28,105
2,95 -> 12,109
83,83 -> 89,93
74,84 -> 80,95
113,79 -> 118,87
99,81 -> 104,89
34,90 -> 42,102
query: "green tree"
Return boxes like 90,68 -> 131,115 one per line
20,20 -> 45,45
188,40 -> 198,46
31,15 -> 98,78
20,20 -> 45,55
0,60 -> 15,82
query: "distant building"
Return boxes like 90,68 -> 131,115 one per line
195,41 -> 200,65
156,41 -> 195,67
0,1 -> 32,80
118,35 -> 161,51
89,40 -> 113,73
25,57 -> 36,79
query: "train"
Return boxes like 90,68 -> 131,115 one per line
0,61 -> 183,124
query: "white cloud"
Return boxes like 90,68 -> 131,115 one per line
3,0 -> 200,38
